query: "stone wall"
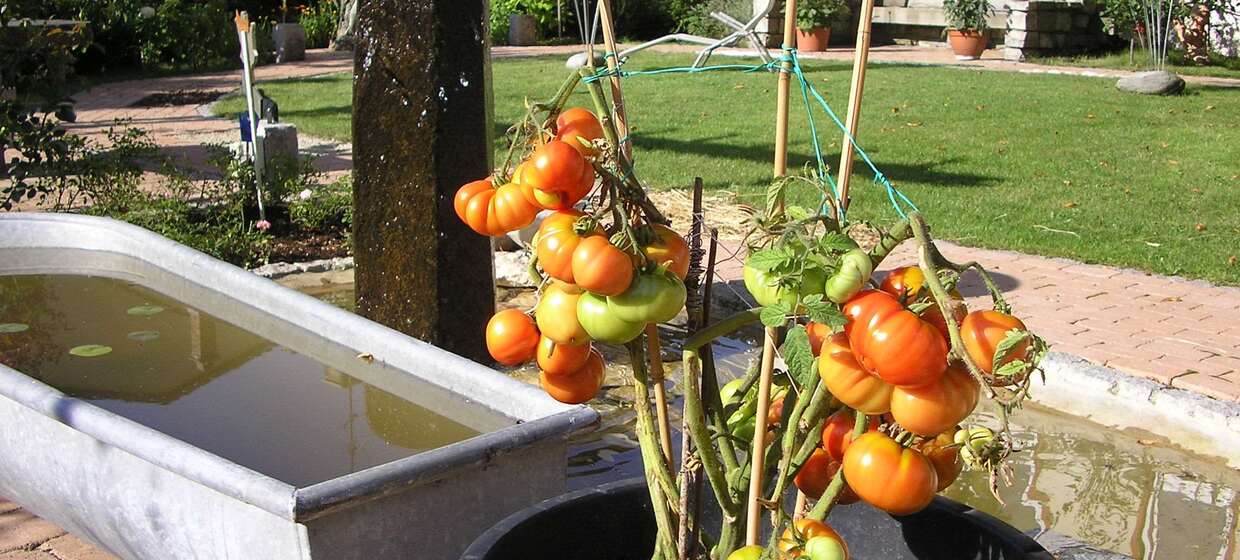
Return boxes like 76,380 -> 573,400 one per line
1003,0 -> 1107,60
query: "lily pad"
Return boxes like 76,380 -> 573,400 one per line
0,323 -> 30,334
127,330 -> 161,342
126,304 -> 165,317
69,345 -> 113,357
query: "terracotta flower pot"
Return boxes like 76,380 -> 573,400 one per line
796,27 -> 832,52
947,29 -> 987,60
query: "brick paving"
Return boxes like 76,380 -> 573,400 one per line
4,43 -> 1240,560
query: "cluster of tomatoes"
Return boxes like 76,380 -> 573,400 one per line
805,266 -> 1028,518
729,518 -> 850,560
456,108 -> 693,405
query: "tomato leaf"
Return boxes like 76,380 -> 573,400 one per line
786,205 -> 812,221
747,248 -> 791,272
765,179 -> 788,220
760,304 -> 790,328
991,329 -> 1032,373
802,297 -> 846,329
780,324 -> 816,387
994,359 -> 1030,379
817,232 -> 859,254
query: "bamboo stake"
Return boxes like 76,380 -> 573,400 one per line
596,0 -> 631,161
834,0 -> 877,213
647,323 -> 674,466
746,0 -> 801,546
676,179 -> 708,560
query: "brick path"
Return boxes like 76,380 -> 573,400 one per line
710,239 -> 1240,402
4,43 -> 1240,560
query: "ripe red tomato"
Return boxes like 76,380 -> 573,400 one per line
842,432 -> 937,515
536,211 -> 598,284
889,364 -> 979,437
879,266 -> 926,301
641,224 -> 690,280
535,282 -> 590,345
817,332 -> 894,415
806,322 -> 832,356
960,310 -> 1030,375
918,430 -> 964,492
540,348 -> 604,404
820,408 -> 879,463
535,336 -> 592,376
554,107 -> 604,156
484,309 -> 539,366
843,290 -> 948,387
794,448 -> 859,503
779,519 -> 847,558
453,177 -> 540,237
523,141 -> 594,210
571,235 -> 634,296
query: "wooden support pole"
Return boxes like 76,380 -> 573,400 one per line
835,0 -> 878,213
747,0 -> 800,546
647,323 -> 674,466
596,0 -> 631,161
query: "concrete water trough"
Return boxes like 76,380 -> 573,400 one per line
0,213 -> 599,559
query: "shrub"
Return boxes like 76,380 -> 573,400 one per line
941,0 -> 993,31
298,0 -> 338,49
290,175 -> 352,233
677,0 -> 752,38
797,0 -> 851,31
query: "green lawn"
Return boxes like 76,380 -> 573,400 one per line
215,53 -> 1240,285
1031,48 -> 1240,80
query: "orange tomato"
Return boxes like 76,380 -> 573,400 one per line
842,432 -> 938,515
817,333 -> 894,415
794,448 -> 859,503
820,408 -> 879,463
453,177 -> 540,237
540,348 -> 604,404
844,290 -> 948,388
536,211 -> 598,283
535,282 -> 590,345
523,141 -> 594,210
890,364 -> 979,437
571,235 -> 634,296
806,321 -> 832,356
778,519 -> 847,557
961,310 -> 1030,375
641,224 -> 691,280
918,430 -> 964,492
485,309 -> 540,366
554,107 -> 604,156
879,266 -> 926,301
536,336 -> 592,376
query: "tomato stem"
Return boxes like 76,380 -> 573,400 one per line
628,338 -> 681,559
805,411 -> 868,521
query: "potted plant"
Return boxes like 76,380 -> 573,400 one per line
796,0 -> 852,52
942,0 -> 994,59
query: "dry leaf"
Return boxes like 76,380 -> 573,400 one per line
1191,188 -> 1202,194
1204,105 -> 1215,111
906,122 -> 923,127
1137,439 -> 1157,446
1162,296 -> 1183,302
358,352 -> 375,363
892,106 -> 901,113
1085,113 -> 1095,119
1063,180 -> 1073,187
976,104 -> 986,111
1145,241 -> 1161,247
1229,256 -> 1238,266
1063,201 -> 1078,208
1168,160 -> 1180,166
1098,160 -> 1109,167
1160,142 -> 1170,149
1195,223 -> 1207,232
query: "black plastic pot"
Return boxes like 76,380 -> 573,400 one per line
462,477 -> 1053,560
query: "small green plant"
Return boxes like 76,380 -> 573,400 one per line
796,0 -> 851,31
941,0 -> 993,31
290,175 -> 353,233
489,0 -> 558,44
299,0 -> 339,49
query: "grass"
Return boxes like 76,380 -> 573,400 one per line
214,53 -> 1240,285
1032,48 -> 1240,79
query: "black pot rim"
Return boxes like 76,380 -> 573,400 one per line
462,477 -> 1052,559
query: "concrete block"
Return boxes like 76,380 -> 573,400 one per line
906,0 -> 943,7
1005,29 -> 1028,46
1003,46 -> 1028,60
1007,11 -> 1030,30
272,23 -> 305,63
257,122 -> 299,171
1051,11 -> 1073,31
1007,0 -> 1029,13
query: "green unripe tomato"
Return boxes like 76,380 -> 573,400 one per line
805,535 -> 849,560
743,262 -> 828,310
577,292 -> 645,343
825,248 -> 873,304
727,545 -> 764,560
607,268 -> 687,324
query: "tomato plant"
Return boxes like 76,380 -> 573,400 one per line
842,432 -> 938,515
535,282 -> 590,345
825,248 -> 872,304
918,430 -> 963,491
889,364 -> 979,436
535,335 -> 593,376
817,332 -> 894,415
571,235 -> 635,296
779,519 -> 847,558
607,268 -> 686,324
555,107 -> 604,156
879,266 -> 925,301
536,211 -> 598,283
641,224 -> 691,280
523,140 -> 595,210
485,309 -> 540,366
540,348 -> 604,404
794,448 -> 858,504
843,290 -> 948,387
576,291 -> 646,343
804,535 -> 849,560
743,261 -> 827,309
961,310 -> 1030,376
726,546 -> 763,560
806,321 -> 832,356
453,177 -> 540,237
820,408 -> 879,462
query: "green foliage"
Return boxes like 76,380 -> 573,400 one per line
941,0 -> 993,31
298,0 -> 339,49
1099,0 -> 1142,38
677,0 -> 752,37
796,0 -> 851,31
290,175 -> 353,232
778,324 -> 816,386
489,0 -> 556,44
